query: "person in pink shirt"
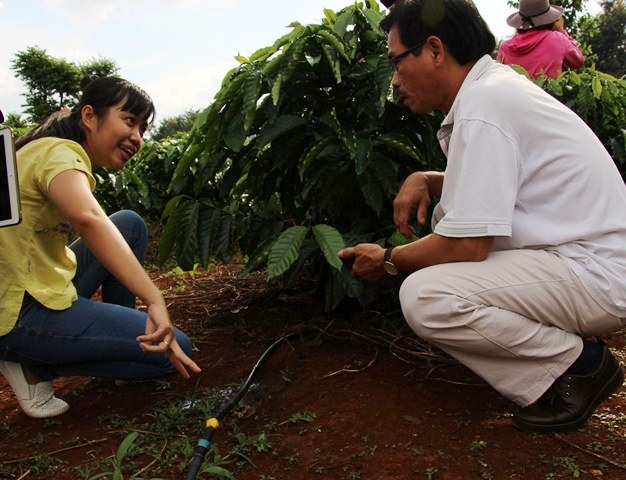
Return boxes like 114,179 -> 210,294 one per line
498,0 -> 584,78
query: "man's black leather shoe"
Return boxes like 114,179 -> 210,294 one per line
513,345 -> 624,433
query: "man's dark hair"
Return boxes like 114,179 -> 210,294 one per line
379,0 -> 496,65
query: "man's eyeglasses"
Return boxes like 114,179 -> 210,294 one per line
388,40 -> 426,72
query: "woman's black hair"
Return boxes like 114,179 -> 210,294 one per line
379,0 -> 496,65
16,76 -> 155,150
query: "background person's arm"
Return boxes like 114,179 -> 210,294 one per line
554,17 -> 585,69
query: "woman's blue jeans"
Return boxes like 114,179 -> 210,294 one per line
0,210 -> 193,381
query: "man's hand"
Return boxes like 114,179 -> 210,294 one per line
393,171 -> 442,238
338,243 -> 390,284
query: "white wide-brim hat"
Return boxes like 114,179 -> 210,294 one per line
507,0 -> 564,30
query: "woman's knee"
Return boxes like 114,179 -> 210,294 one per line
109,210 -> 148,258
109,210 -> 147,235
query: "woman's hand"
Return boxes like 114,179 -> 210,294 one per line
50,169 -> 201,379
137,302 -> 202,379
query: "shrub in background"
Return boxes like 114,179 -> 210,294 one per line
95,2 -> 625,312
95,135 -> 186,223
159,0 -> 445,310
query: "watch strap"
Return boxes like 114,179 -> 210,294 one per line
383,247 -> 399,276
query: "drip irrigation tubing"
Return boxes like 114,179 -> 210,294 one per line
185,331 -> 304,480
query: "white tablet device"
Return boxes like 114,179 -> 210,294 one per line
0,126 -> 21,227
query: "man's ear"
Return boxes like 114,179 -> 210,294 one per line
427,37 -> 445,65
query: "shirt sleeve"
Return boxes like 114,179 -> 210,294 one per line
558,31 -> 585,69
434,119 -> 518,238
36,142 -> 96,195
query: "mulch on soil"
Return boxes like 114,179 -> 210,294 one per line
2,262 -> 626,479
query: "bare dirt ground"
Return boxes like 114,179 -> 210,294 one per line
1,258 -> 626,480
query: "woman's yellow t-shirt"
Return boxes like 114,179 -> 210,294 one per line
0,138 -> 96,336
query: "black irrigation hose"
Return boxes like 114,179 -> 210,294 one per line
185,331 -> 303,480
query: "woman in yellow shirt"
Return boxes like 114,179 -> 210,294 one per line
0,76 -> 201,418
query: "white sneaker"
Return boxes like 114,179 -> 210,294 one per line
0,360 -> 70,418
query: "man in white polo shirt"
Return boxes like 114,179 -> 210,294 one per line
339,0 -> 626,432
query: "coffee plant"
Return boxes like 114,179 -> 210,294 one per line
155,1 -> 625,310
159,0 -> 445,309
96,135 -> 186,223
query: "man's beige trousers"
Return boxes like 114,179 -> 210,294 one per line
399,249 -> 623,406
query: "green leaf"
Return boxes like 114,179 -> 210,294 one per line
389,229 -> 418,245
243,236 -> 276,274
592,76 -> 603,99
358,169 -> 385,215
157,196 -> 183,266
243,70 -> 262,131
215,71 -> 247,107
361,7 -> 384,33
312,224 -> 345,271
223,111 -> 246,151
316,28 -> 346,57
214,215 -> 233,261
299,137 -> 333,180
280,36 -> 307,83
115,432 -> 139,466
270,73 -> 283,106
354,136 -> 372,175
202,465 -> 235,479
332,9 -> 354,37
250,45 -> 277,63
374,56 -> 393,105
267,226 -> 308,279
321,44 -> 342,83
255,114 -> 307,150
323,7 -> 337,23
174,199 -> 200,271
197,207 -> 221,267
376,133 -> 420,162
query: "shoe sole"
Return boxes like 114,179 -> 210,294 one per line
512,363 -> 625,433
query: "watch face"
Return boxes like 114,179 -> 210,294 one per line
384,261 -> 399,276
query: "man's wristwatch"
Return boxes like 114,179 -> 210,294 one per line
383,247 -> 399,276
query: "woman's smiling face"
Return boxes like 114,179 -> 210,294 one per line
81,100 -> 148,170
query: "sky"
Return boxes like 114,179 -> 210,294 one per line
0,1 -> 600,123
